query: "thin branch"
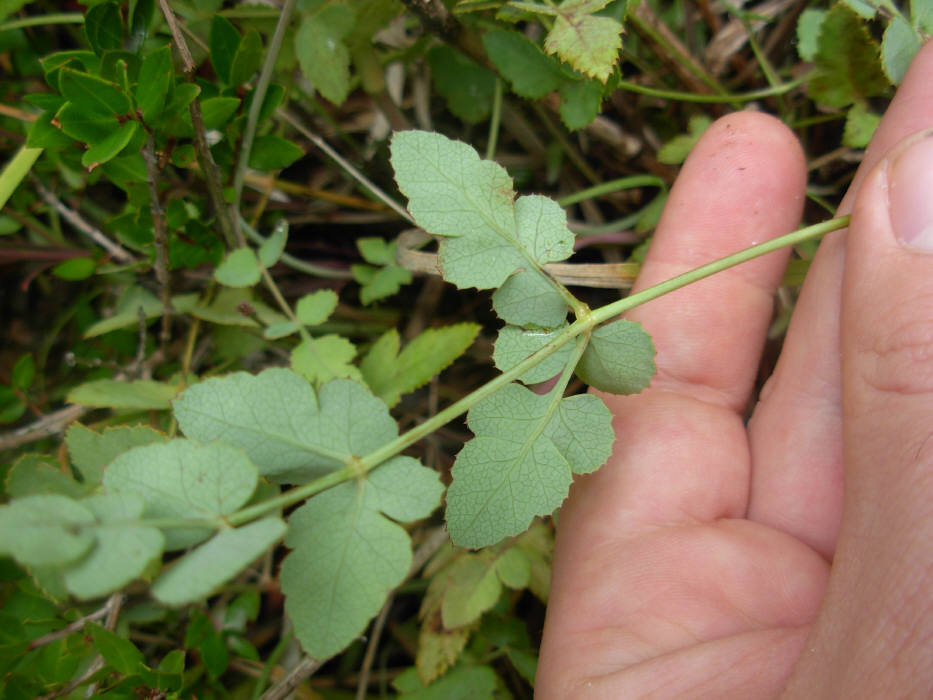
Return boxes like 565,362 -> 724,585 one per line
157,0 -> 242,249
258,656 -> 325,700
0,403 -> 88,452
355,601 -> 392,700
33,180 -> 136,264
278,110 -> 414,225
232,0 -> 298,210
142,134 -> 173,347
27,599 -> 115,651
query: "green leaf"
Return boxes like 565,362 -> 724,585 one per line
796,8 -> 826,62
51,257 -> 96,280
82,289 -> 198,338
5,455 -> 85,499
445,383 -> 614,547
263,321 -> 300,339
210,15 -> 240,85
291,335 -> 362,385
881,14 -> 922,85
0,495 -> 95,567
0,0 -> 30,23
248,134 -> 304,170
199,96 -> 242,130
495,548 -> 530,589
136,44 -> 173,122
557,79 -> 603,130
295,6 -> 355,105
809,4 -> 890,108
84,2 -> 123,56
152,517 -> 286,606
492,324 -> 576,385
843,102 -> 882,148
841,0 -> 877,18
390,130 -> 574,294
128,0 -> 155,51
281,456 -> 443,659
358,237 -> 395,265
11,353 -> 34,390
67,423 -> 167,486
258,220 -> 288,268
483,29 -> 566,99
55,101 -> 120,144
66,378 -> 179,410
492,268 -> 568,328
229,27 -> 262,86
173,369 -> 395,483
59,68 -> 130,116
915,0 -> 933,34
103,439 -> 258,549
295,289 -> 338,326
215,247 -> 262,287
395,664 -> 501,698
440,556 -> 501,628
657,114 -> 713,165
26,111 -> 75,149
353,263 -> 412,304
81,120 -> 138,168
574,319 -> 656,394
544,0 -> 622,83
427,45 -> 496,124
88,623 -> 144,676
361,324 -> 480,407
63,493 -> 164,600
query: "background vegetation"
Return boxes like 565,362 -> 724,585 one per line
0,0 -> 928,697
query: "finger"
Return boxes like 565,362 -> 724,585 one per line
747,40 -> 933,557
541,113 -> 813,689
784,128 -> 933,696
586,111 -> 807,532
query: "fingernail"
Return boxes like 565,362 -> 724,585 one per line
888,129 -> 933,252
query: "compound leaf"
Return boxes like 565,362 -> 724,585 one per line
258,221 -> 288,268
390,131 -> 574,295
360,324 -> 480,407
574,319 -> 656,394
492,269 -> 568,328
544,0 -> 623,83
281,457 -> 443,659
103,440 -> 258,549
558,78 -> 603,130
0,495 -> 95,567
492,324 -> 575,385
152,517 -> 286,606
174,369 -> 397,484
445,382 -> 615,548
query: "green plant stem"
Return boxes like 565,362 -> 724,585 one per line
240,216 -> 353,279
232,0 -> 297,211
190,215 -> 852,531
0,13 -> 83,31
252,629 -> 294,699
486,79 -> 503,161
617,73 -> 809,103
558,175 -> 666,208
259,267 -> 313,344
589,215 -> 850,324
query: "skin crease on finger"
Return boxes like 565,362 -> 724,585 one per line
537,40 -> 933,700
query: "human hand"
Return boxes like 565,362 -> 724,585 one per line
537,41 -> 933,699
